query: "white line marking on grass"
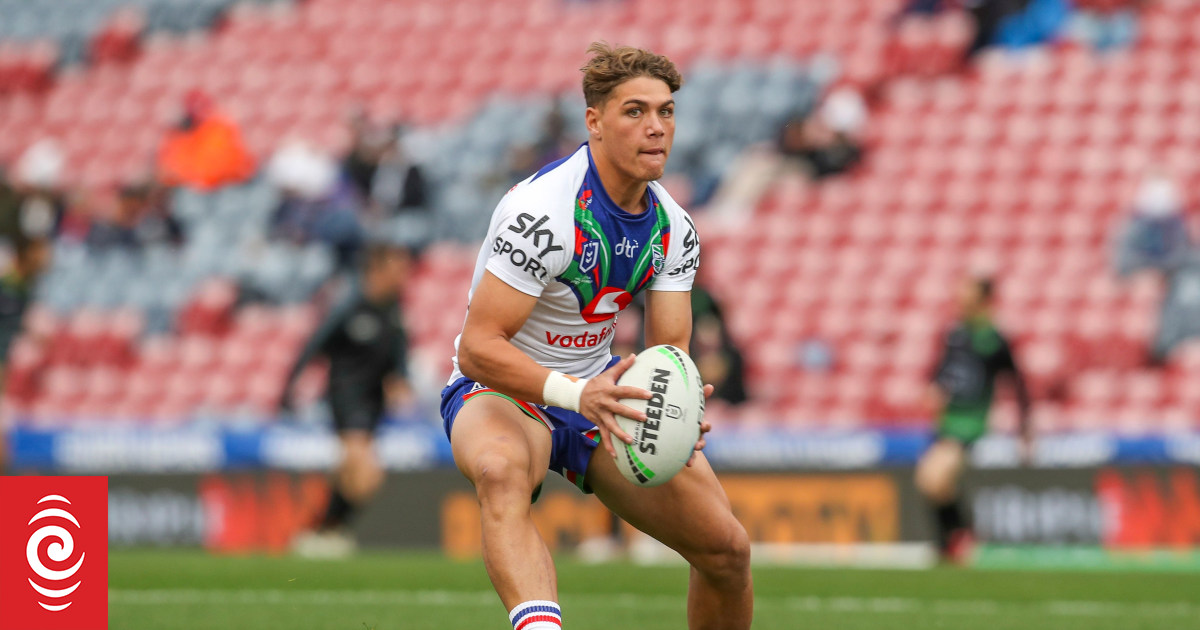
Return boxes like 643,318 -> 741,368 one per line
109,589 -> 1200,617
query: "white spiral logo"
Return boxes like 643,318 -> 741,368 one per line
26,494 -> 86,612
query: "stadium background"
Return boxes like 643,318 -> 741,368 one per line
2,0 -> 1200,628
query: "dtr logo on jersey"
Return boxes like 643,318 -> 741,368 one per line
0,476 -> 108,630
614,237 -> 639,258
580,287 -> 632,323
579,240 -> 599,274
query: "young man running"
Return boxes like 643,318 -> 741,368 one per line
441,43 -> 753,630
283,241 -> 412,557
917,277 -> 1032,563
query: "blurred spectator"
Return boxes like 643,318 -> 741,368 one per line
342,111 -> 387,200
157,90 -> 256,190
342,116 -> 431,252
0,140 -> 65,245
268,141 -> 364,269
89,8 -> 144,65
705,85 -> 867,220
963,0 -> 1030,56
951,0 -> 1073,58
918,277 -> 1031,563
83,180 -> 182,251
0,237 -> 50,474
690,284 -> 747,405
1114,173 -> 1200,363
899,0 -> 959,16
1066,0 -> 1144,52
777,86 -> 866,180
488,106 -> 582,197
367,132 -> 428,216
343,118 -> 427,213
1114,173 -> 1192,277
532,103 -> 579,166
990,0 -> 1073,52
1153,252 -> 1200,364
283,240 -> 412,558
371,133 -> 432,252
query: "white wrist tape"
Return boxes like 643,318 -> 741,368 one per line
542,371 -> 588,412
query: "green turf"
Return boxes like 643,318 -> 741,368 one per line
109,549 -> 1200,630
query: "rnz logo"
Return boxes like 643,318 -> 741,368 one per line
27,494 -> 87,612
0,475 -> 107,629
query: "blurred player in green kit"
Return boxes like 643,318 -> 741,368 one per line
917,277 -> 1032,563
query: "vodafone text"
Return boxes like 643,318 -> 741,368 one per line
544,324 -> 615,348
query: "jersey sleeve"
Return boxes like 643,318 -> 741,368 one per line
652,206 -> 700,292
482,193 -> 572,297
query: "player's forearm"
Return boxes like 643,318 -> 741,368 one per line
644,329 -> 690,355
458,334 -> 555,404
643,290 -> 693,354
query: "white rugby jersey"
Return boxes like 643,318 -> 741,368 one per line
448,143 -> 700,383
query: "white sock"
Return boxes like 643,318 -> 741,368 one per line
509,600 -> 562,630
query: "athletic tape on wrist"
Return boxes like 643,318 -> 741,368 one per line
543,371 -> 587,412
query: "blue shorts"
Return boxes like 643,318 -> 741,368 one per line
440,356 -> 620,494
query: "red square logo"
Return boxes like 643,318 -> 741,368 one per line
0,476 -> 108,630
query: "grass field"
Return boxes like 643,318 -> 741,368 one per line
110,549 -> 1200,630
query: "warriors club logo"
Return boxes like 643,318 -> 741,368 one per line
0,476 -> 108,630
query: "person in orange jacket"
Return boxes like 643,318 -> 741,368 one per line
157,89 -> 256,190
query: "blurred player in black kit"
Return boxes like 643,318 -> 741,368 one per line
0,238 -> 50,475
282,239 -> 412,557
917,277 -> 1032,563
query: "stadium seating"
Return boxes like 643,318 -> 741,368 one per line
699,1 -> 1200,430
1,0 -> 1198,432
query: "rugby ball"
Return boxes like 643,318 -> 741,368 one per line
613,344 -> 705,487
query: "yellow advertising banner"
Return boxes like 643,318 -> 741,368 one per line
440,473 -> 899,557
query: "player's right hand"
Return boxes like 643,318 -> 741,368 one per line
579,354 -> 652,459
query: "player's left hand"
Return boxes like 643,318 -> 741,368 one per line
685,383 -> 715,467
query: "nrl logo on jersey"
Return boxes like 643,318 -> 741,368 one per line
651,243 -> 665,273
579,240 -> 600,274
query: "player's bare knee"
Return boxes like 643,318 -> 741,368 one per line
471,451 -> 534,514
691,521 -> 751,588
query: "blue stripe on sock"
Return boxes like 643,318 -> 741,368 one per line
512,604 -> 561,626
